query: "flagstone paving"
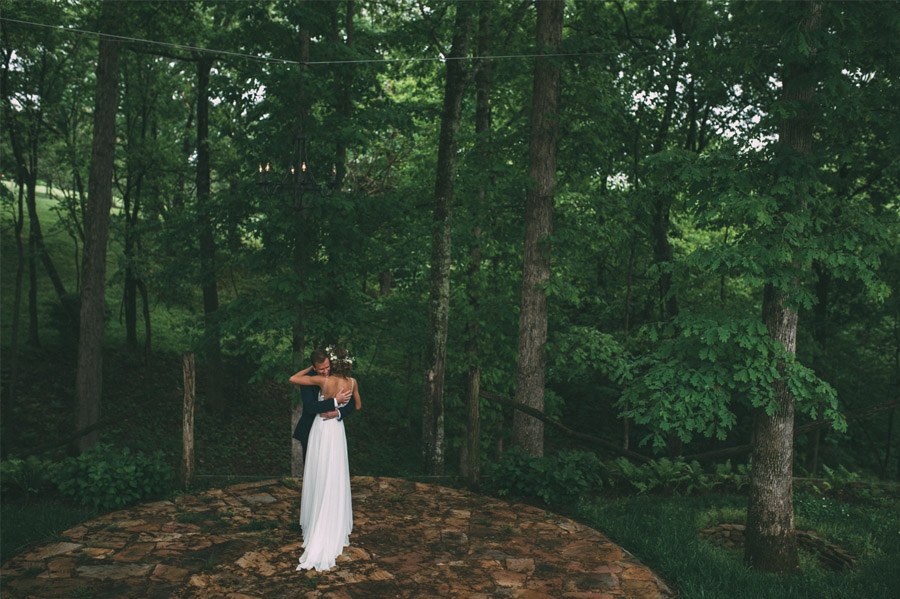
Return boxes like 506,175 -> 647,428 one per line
1,477 -> 674,598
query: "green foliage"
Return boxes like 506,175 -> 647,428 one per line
712,460 -> 751,492
485,450 -> 762,507
0,456 -> 57,498
50,444 -> 174,510
803,464 -> 863,496
608,457 -> 714,495
620,313 -> 844,450
484,449 -> 605,506
549,326 -> 634,385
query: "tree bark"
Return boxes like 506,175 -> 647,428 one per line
512,0 -> 564,457
745,1 -> 820,573
745,284 -> 801,572
291,10 -> 312,476
329,0 -> 354,190
423,0 -> 473,476
463,0 -> 493,487
806,263 -> 830,474
181,352 -> 196,489
123,66 -> 149,351
195,56 -> 223,405
75,0 -> 123,453
5,174 -> 26,420
649,15 -> 684,324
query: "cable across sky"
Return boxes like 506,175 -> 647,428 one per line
1,16 -> 670,67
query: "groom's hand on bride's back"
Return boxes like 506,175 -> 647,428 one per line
335,388 -> 352,404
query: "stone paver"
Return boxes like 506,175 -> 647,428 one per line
0,477 -> 674,598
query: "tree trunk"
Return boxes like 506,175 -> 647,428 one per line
195,56 -> 223,405
123,76 -> 148,351
330,0 -> 354,190
745,284 -> 801,572
463,0 -> 492,487
138,278 -> 152,354
649,19 -> 684,324
6,174 -> 26,412
291,11 -> 312,475
745,1 -> 820,573
25,172 -> 70,307
27,219 -> 39,347
75,0 -> 122,453
123,183 -> 138,349
512,0 -> 564,457
806,263 -> 830,475
181,352 -> 196,489
423,0 -> 473,476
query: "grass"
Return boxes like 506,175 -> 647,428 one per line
0,497 -> 98,563
577,491 -> 900,599
0,180 -> 194,353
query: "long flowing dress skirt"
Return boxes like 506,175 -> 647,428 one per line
297,412 -> 353,571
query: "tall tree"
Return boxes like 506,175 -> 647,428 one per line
462,0 -> 493,487
423,0 -> 473,475
75,0 -> 123,452
2,18 -> 73,342
744,0 -> 821,574
195,54 -> 224,404
512,0 -> 564,457
291,3 -> 313,476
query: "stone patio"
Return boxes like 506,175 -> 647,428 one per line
0,477 -> 674,598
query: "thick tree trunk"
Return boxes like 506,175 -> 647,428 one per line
195,56 -> 223,404
463,0 -> 493,487
512,0 -> 564,457
745,1 -> 820,573
745,284 -> 801,572
423,0 -> 473,476
75,0 -> 122,453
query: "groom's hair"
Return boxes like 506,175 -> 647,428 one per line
310,348 -> 328,366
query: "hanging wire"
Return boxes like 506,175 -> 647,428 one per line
1,16 -> 655,66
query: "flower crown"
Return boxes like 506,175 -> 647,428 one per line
325,345 -> 354,365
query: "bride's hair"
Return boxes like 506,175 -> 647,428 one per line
328,346 -> 353,377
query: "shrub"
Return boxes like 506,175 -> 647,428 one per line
713,459 -> 751,492
485,449 -> 605,506
0,456 -> 57,498
50,443 -> 173,510
608,457 -> 713,495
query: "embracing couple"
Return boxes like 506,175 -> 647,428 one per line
289,346 -> 362,571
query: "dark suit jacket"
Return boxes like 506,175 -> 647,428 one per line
291,379 -> 355,452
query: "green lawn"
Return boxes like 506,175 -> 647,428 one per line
0,181 -> 193,352
578,491 -> 899,599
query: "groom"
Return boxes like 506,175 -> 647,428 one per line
291,347 -> 355,455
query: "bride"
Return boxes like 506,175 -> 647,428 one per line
290,346 -> 362,571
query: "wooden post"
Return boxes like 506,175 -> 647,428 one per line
181,352 -> 196,489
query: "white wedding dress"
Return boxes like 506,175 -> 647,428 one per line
297,389 -> 353,571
